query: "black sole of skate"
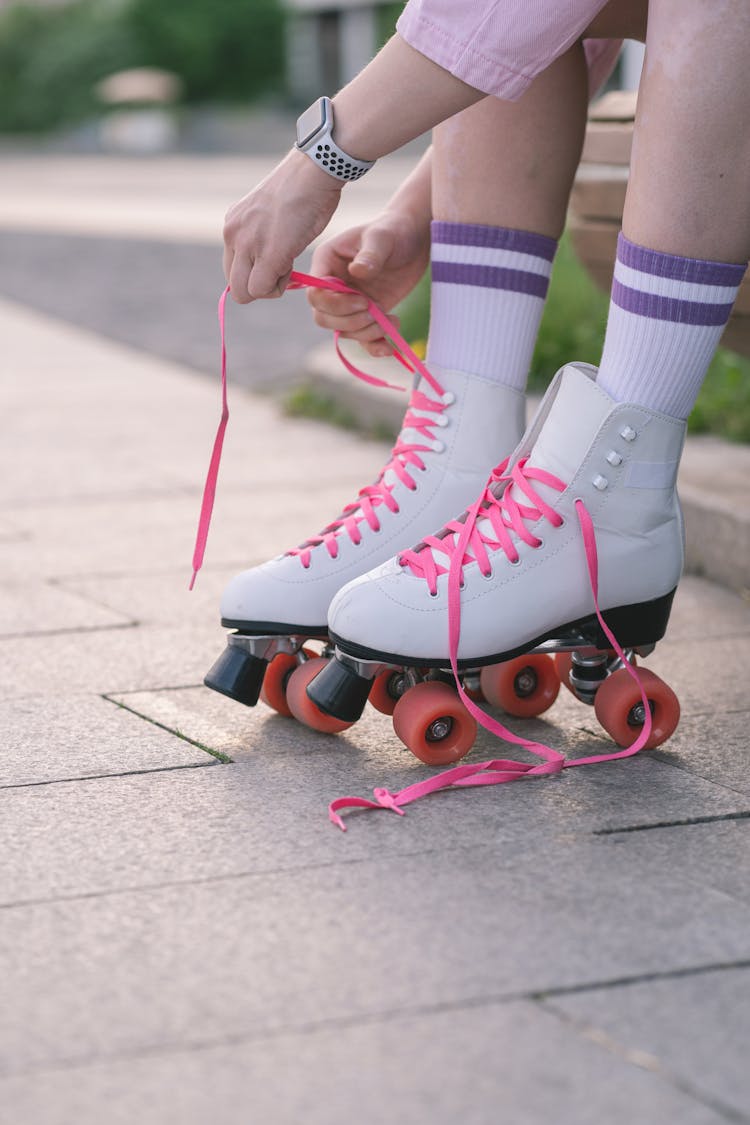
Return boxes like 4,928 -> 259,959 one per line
307,588 -> 676,722
205,622 -> 328,707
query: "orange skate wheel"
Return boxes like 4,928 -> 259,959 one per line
392,681 -> 477,766
369,669 -> 408,716
480,654 -> 560,718
260,648 -> 314,718
594,667 -> 680,750
286,656 -> 354,734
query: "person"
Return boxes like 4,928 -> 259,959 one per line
211,0 -> 749,754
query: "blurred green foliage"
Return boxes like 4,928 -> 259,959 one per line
127,0 -> 285,103
396,232 -> 750,442
0,1 -> 135,132
0,0 -> 285,133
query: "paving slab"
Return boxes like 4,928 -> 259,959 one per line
2,737 -> 748,905
2,620 -> 215,699
548,965 -> 750,1122
0,695 -> 213,789
592,819 -> 750,906
2,831 -> 749,1074
0,296 -> 389,509
646,632 -> 750,716
0,999 -> 727,1125
114,680 -> 750,811
0,580 -> 132,638
0,478 -> 379,583
654,710 -> 750,797
660,575 -> 750,641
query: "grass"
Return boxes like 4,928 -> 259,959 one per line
283,384 -> 396,442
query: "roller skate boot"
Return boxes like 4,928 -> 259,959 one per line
204,364 -> 525,728
316,362 -> 684,768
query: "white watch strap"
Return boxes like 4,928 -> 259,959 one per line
302,137 -> 374,183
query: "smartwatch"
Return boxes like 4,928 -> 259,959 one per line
295,96 -> 375,183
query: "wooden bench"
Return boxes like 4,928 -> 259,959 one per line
569,91 -> 750,357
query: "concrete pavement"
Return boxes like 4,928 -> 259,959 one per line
1,152 -> 749,1124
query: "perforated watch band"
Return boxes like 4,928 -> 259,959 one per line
304,137 -> 374,182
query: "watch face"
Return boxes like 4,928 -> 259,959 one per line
296,99 -> 327,148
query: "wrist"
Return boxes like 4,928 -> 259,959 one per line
285,146 -> 345,195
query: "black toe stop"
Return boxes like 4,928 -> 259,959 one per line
306,658 -> 371,722
204,646 -> 266,707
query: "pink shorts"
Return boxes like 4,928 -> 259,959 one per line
397,0 -> 622,101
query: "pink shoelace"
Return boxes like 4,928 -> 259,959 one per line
288,387 -> 450,567
328,458 -> 655,831
190,272 -> 444,589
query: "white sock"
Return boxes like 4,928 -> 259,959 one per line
598,233 -> 747,419
426,221 -> 556,392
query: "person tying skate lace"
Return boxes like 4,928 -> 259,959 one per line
208,0 -> 749,826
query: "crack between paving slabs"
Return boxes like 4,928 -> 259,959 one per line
538,992 -> 750,1124
104,693 -> 233,764
595,809 -> 750,835
3,959 -> 750,1088
0,760 -> 217,794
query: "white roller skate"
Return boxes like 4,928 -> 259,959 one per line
204,363 -> 525,727
314,362 -> 684,762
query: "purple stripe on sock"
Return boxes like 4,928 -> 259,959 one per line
617,233 -> 747,287
431,221 -> 557,262
431,260 -> 550,297
611,278 -> 734,326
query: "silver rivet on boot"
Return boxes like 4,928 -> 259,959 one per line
593,474 -> 609,491
606,450 -> 623,466
620,425 -> 637,442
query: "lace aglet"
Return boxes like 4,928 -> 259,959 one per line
329,809 -> 347,832
188,569 -> 198,591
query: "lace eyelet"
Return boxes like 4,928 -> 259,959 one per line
508,555 -> 521,567
428,590 -> 439,599
480,568 -> 494,580
535,539 -> 544,550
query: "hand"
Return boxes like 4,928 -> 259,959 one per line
223,148 -> 343,303
308,210 -> 430,356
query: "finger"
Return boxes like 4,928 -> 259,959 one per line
310,226 -> 364,278
339,318 -> 398,345
313,307 -> 376,334
307,289 -> 369,316
247,259 -> 290,300
222,244 -> 234,285
348,226 -> 396,280
365,340 -> 395,358
228,252 -> 254,304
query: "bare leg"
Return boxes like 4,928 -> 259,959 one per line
624,0 -> 750,261
432,44 -> 589,238
597,0 -> 749,418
